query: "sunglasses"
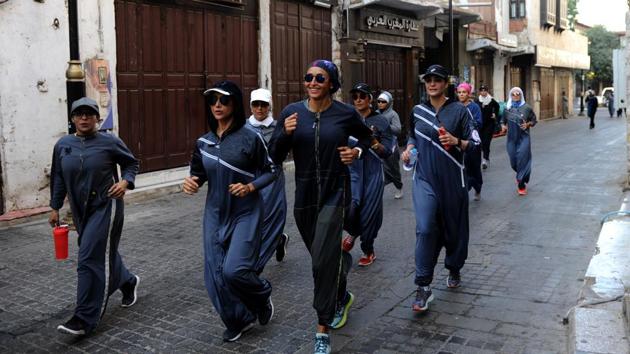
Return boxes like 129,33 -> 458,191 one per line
304,73 -> 327,84
511,92 -> 521,96
352,92 -> 368,101
252,101 -> 269,108
209,94 -> 231,106
377,100 -> 388,104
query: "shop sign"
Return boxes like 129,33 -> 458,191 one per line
359,9 -> 421,38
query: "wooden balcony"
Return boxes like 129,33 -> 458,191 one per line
468,20 -> 497,41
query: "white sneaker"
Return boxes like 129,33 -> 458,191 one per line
394,188 -> 403,199
481,159 -> 488,170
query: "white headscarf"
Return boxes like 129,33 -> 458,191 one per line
248,88 -> 274,127
506,87 -> 525,109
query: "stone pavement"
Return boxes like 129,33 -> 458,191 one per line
0,109 -> 625,353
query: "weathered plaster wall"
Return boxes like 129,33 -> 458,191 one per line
0,0 -> 70,212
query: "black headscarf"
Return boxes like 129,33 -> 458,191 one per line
203,80 -> 246,135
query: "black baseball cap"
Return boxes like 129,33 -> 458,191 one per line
423,64 -> 449,81
70,97 -> 100,117
350,83 -> 372,95
479,85 -> 488,91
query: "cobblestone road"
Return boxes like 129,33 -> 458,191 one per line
0,109 -> 625,353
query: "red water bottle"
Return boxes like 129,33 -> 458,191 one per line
438,126 -> 452,151
53,225 -> 69,260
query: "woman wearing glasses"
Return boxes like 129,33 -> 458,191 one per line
376,91 -> 404,199
501,87 -> 537,196
49,97 -> 139,336
269,60 -> 372,354
183,81 -> 277,342
246,88 -> 289,268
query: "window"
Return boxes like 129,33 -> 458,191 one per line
510,0 -> 526,19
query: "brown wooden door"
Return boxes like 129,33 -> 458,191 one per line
540,68 -> 555,119
271,0 -> 331,115
364,45 -> 408,140
116,1 -> 258,172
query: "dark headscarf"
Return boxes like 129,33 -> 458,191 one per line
309,59 -> 341,94
203,80 -> 246,134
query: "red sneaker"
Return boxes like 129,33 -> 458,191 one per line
517,186 -> 527,196
342,235 -> 355,252
358,252 -> 376,267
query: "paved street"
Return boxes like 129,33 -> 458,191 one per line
0,109 -> 626,353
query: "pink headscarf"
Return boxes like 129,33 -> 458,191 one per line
457,82 -> 472,94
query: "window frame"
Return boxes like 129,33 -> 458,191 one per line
510,0 -> 526,19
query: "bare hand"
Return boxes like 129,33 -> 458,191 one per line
401,146 -> 414,164
107,180 -> 129,199
228,183 -> 254,197
520,122 -> 529,130
501,124 -> 508,134
183,176 -> 200,195
438,130 -> 457,147
338,146 -> 358,165
284,113 -> 298,135
48,210 -> 59,228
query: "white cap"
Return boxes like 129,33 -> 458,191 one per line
250,88 -> 272,104
377,93 -> 390,103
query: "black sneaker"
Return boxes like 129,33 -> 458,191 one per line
275,233 -> 289,262
57,315 -> 87,335
258,298 -> 274,326
121,275 -> 140,308
412,286 -> 434,312
447,272 -> 461,288
222,322 -> 255,342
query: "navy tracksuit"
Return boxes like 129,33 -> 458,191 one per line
407,99 -> 479,286
50,132 -> 138,331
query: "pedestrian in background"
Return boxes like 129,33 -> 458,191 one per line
586,89 -> 597,129
183,81 -> 276,342
608,92 -> 615,118
376,91 -> 404,199
269,60 -> 373,354
49,97 -> 140,336
401,65 -> 478,313
456,82 -> 483,201
246,88 -> 290,267
341,83 -> 394,271
475,85 -> 500,169
561,91 -> 569,119
501,87 -> 537,196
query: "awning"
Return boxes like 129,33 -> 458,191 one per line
467,38 -> 534,56
347,0 -> 443,18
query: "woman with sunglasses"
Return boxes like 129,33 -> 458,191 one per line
49,97 -> 140,336
456,82 -> 483,201
501,86 -> 536,196
269,60 -> 372,354
183,81 -> 277,342
246,88 -> 289,268
376,91 -> 404,199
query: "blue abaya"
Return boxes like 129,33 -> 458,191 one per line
502,102 -> 537,185
408,98 -> 478,286
190,126 -> 277,334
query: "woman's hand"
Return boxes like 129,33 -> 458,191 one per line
438,130 -> 457,147
520,121 -> 530,130
48,210 -> 59,228
183,176 -> 200,195
338,146 -> 359,165
401,145 -> 414,164
108,180 -> 129,199
501,124 -> 508,134
228,183 -> 254,197
284,113 -> 298,135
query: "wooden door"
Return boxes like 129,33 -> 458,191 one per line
116,1 -> 258,172
271,0 -> 331,115
540,68 -> 554,119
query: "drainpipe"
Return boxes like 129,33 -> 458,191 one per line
66,0 -> 85,134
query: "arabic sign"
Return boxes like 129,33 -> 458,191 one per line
358,9 -> 421,39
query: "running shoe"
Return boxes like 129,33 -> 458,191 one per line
121,275 -> 140,308
394,188 -> 403,199
481,159 -> 488,170
412,286 -> 434,312
314,333 -> 331,354
473,191 -> 481,201
57,316 -> 87,336
258,298 -> 274,326
342,235 -> 355,252
446,272 -> 461,288
329,291 -> 354,329
517,186 -> 527,196
223,321 -> 255,342
276,233 -> 289,262
357,252 -> 376,267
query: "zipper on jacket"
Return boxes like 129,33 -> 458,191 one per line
314,112 -> 321,207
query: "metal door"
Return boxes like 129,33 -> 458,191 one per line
116,1 -> 258,172
271,0 -> 332,114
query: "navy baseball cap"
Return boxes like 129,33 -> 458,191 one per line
423,64 -> 449,81
350,83 -> 372,95
70,97 -> 100,117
